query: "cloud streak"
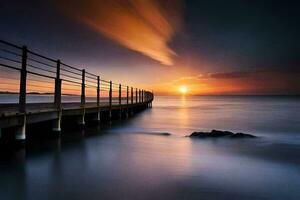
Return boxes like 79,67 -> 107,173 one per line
149,68 -> 300,95
58,0 -> 183,65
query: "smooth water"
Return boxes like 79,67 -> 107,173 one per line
1,96 -> 300,200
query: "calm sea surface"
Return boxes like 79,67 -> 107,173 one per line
1,95 -> 300,200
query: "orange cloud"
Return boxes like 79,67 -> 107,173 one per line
58,0 -> 183,65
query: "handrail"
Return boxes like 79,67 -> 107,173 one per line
0,39 -> 22,49
0,39 -> 154,114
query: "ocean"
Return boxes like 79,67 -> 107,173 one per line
1,95 -> 300,200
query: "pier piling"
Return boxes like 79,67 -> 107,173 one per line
15,115 -> 26,141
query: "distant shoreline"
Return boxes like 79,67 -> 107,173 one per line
154,94 -> 300,97
1,91 -> 299,97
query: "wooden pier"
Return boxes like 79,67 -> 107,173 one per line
0,40 -> 153,142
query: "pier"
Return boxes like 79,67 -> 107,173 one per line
0,40 -> 154,142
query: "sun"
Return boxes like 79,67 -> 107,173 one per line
179,85 -> 188,94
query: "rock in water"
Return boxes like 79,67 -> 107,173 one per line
230,133 -> 256,138
189,130 -> 256,139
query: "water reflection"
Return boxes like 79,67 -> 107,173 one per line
0,96 -> 300,199
178,96 -> 189,130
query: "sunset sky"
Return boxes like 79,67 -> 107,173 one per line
1,0 -> 299,95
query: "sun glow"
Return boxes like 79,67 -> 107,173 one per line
179,85 -> 188,94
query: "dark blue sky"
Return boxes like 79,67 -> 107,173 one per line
1,0 -> 299,94
180,0 -> 300,72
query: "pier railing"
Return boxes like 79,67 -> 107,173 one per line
0,39 -> 153,112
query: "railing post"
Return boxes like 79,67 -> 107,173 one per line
54,59 -> 61,109
130,87 -> 134,115
19,46 -> 27,113
142,90 -> 144,103
97,76 -> 100,122
119,84 -> 121,106
126,86 -> 129,106
126,86 -> 129,118
79,69 -> 85,125
109,81 -> 112,119
81,69 -> 85,106
119,84 -> 122,118
139,89 -> 141,103
131,87 -> 133,105
97,76 -> 100,107
147,91 -> 149,102
135,88 -> 138,104
53,59 -> 62,133
151,91 -> 153,107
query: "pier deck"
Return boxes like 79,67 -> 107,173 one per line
0,39 -> 153,141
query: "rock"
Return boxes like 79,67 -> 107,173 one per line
189,130 -> 234,138
230,132 -> 256,138
189,130 -> 256,139
159,132 -> 172,136
141,132 -> 171,136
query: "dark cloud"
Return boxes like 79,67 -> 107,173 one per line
208,71 -> 251,79
207,67 -> 300,80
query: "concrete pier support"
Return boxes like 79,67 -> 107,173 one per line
52,111 -> 62,132
119,108 -> 122,119
109,110 -> 112,120
126,109 -> 129,118
15,115 -> 26,141
78,109 -> 85,125
96,108 -> 101,123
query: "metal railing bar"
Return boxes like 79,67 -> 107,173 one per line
85,71 -> 97,77
61,93 -> 80,96
26,90 -> 54,94
0,82 -> 19,86
27,78 -> 54,84
62,88 -> 81,92
27,70 -> 55,79
27,50 -> 57,63
0,39 -> 154,111
61,78 -> 82,85
60,67 -> 82,76
27,57 -> 56,69
62,83 -> 81,87
85,79 -> 97,84
27,64 -> 57,74
60,62 -> 82,72
100,83 -> 110,87
0,55 -> 21,64
85,85 -> 97,89
60,73 -> 82,81
62,83 -> 81,88
0,40 -> 22,49
27,84 -> 54,89
100,79 -> 110,84
85,75 -> 97,81
0,63 -> 21,71
0,48 -> 22,57
0,76 -> 19,81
